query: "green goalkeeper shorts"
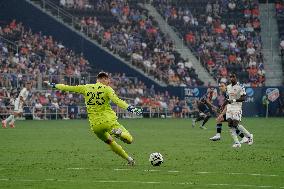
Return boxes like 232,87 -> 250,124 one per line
90,119 -> 128,142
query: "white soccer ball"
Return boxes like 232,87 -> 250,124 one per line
149,152 -> 163,166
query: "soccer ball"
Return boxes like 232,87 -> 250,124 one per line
149,152 -> 163,166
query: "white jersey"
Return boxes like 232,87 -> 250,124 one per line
18,87 -> 29,101
14,88 -> 29,113
226,82 -> 246,111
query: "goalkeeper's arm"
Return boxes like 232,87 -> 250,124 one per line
107,87 -> 142,115
44,81 -> 85,94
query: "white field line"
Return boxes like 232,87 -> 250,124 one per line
167,170 -> 180,173
66,167 -> 282,177
197,171 -> 279,177
67,168 -> 89,170
207,184 -> 273,188
144,169 -> 160,172
4,166 -> 278,178
114,168 -> 131,171
0,178 -> 279,188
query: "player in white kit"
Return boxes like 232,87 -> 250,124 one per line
2,82 -> 32,128
226,74 -> 253,148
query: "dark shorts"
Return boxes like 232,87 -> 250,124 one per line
198,103 -> 210,114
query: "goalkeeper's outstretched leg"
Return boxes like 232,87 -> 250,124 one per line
95,130 -> 135,166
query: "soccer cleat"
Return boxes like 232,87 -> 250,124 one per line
9,122 -> 15,128
232,143 -> 241,148
2,120 -> 7,128
127,158 -> 135,166
210,135 -> 221,141
199,125 -> 207,129
240,137 -> 248,144
248,134 -> 254,145
191,119 -> 196,128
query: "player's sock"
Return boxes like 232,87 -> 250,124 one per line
230,127 -> 240,144
202,115 -> 211,126
109,140 -> 130,160
4,115 -> 14,124
236,129 -> 245,138
237,124 -> 252,138
195,116 -> 204,122
216,123 -> 222,135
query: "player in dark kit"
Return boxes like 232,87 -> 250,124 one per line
209,82 -> 248,143
192,89 -> 217,129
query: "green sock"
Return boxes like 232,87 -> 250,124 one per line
109,140 -> 129,160
120,132 -> 133,144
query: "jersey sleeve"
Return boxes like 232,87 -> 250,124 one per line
55,84 -> 86,94
107,86 -> 129,110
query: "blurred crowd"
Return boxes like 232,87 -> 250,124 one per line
0,20 -> 91,89
0,73 -> 200,120
59,0 -> 93,9
275,0 -> 284,81
55,0 -> 204,86
0,20 -> 200,119
153,0 -> 265,87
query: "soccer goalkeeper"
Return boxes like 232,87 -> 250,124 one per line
44,72 -> 142,165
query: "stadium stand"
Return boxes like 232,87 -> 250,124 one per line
153,0 -> 265,87
39,0 -> 204,86
275,0 -> 284,76
0,20 -> 198,119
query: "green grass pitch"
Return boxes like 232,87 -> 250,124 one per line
0,118 -> 283,189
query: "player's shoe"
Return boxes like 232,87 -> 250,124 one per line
9,122 -> 15,128
248,134 -> 254,145
199,125 -> 207,129
191,119 -> 196,128
127,157 -> 135,166
210,135 -> 221,141
232,143 -> 241,148
240,137 -> 248,144
2,120 -> 7,128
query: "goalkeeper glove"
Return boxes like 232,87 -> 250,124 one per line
127,105 -> 142,116
45,81 -> 57,89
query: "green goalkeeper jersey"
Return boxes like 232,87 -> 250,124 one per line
55,82 -> 129,122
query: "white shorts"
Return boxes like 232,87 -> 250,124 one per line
226,109 -> 242,121
14,99 -> 23,113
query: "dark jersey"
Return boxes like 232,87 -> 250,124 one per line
198,91 -> 214,113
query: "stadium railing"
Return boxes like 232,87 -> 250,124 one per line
0,35 -> 43,62
0,35 -> 19,53
39,0 -> 76,26
0,105 -> 195,120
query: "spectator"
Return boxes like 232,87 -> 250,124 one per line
154,0 -> 265,86
280,38 -> 284,57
